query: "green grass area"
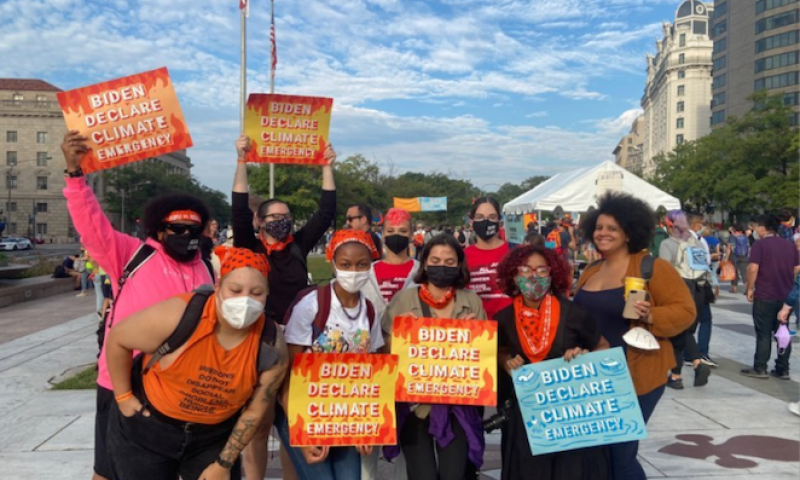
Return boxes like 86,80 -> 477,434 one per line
308,256 -> 333,285
51,365 -> 98,390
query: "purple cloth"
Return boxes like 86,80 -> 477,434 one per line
750,236 -> 799,301
384,403 -> 485,468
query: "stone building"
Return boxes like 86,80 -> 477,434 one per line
613,115 -> 645,175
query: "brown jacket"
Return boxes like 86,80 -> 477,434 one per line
576,251 -> 696,395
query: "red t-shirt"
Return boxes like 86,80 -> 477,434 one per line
374,260 -> 415,303
465,243 -> 512,320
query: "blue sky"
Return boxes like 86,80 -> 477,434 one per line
0,0 -> 686,194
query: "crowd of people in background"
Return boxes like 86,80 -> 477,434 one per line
56,130 -> 800,480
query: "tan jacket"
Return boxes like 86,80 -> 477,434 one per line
381,287 -> 487,336
576,251 -> 696,395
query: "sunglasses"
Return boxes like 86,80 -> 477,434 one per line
164,224 -> 204,236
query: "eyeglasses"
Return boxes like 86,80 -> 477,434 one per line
165,224 -> 204,236
473,214 -> 500,222
517,265 -> 551,278
260,213 -> 292,222
346,215 -> 365,222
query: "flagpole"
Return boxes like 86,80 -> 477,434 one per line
240,3 -> 246,134
268,0 -> 275,198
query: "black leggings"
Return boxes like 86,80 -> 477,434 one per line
400,414 -> 469,480
670,320 -> 701,375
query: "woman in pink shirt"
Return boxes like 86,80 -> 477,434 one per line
61,131 -> 214,480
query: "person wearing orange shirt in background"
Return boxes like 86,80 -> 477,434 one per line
105,248 -> 288,480
464,197 -> 512,320
374,208 -> 421,304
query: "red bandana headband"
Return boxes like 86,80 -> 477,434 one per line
164,210 -> 202,225
326,230 -> 380,262
220,247 -> 271,278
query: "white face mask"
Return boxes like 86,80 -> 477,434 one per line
220,295 -> 264,330
622,327 -> 660,351
335,269 -> 371,294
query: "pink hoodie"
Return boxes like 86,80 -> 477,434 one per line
64,177 -> 213,390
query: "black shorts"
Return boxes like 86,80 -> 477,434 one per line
94,386 -> 114,478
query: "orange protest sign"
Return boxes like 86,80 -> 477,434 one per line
244,94 -> 333,165
56,67 -> 192,174
288,353 -> 398,447
392,317 -> 498,406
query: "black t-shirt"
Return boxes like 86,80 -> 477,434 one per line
62,257 -> 75,270
232,190 -> 336,324
496,297 -> 602,404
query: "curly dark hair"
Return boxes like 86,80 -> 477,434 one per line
414,234 -> 470,289
580,192 -> 655,254
495,244 -> 572,297
142,193 -> 210,240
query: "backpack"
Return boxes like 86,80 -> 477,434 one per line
53,265 -> 69,278
673,236 -> 710,282
140,285 -> 279,375
733,234 -> 749,258
545,229 -> 563,254
651,228 -> 669,258
96,244 -> 215,353
284,284 -> 376,340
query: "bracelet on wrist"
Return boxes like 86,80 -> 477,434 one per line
115,391 -> 134,403
216,456 -> 235,470
64,167 -> 84,178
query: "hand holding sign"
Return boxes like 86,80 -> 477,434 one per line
60,131 -> 91,173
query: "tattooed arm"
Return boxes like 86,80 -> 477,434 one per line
199,328 -> 289,480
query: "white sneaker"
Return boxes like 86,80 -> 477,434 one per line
700,355 -> 719,368
789,402 -> 800,417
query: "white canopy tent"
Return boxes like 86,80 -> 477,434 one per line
503,161 -> 681,215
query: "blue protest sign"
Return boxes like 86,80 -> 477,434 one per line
512,347 -> 647,456
419,197 -> 447,212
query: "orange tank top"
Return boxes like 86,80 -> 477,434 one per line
143,294 -> 264,424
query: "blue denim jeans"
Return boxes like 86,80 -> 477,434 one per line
609,386 -> 664,480
274,405 -> 361,480
753,299 -> 792,373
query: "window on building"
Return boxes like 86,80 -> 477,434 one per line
628,138 -> 632,144
713,20 -> 727,37
757,0 -> 799,15
784,92 -> 800,105
713,37 -> 727,54
756,29 -> 800,52
677,118 -> 685,128
36,132 -> 47,144
678,70 -> 686,79
11,93 -> 23,103
679,53 -> 686,64
35,202 -> 48,213
676,134 -> 685,145
677,85 -> 685,95
7,223 -> 17,235
715,1 -> 728,18
36,152 -> 48,166
755,50 -> 800,72
6,131 -> 17,143
6,175 -> 17,190
755,9 -> 799,34
677,101 -> 685,112
35,94 -> 46,102
694,20 -> 707,35
36,223 -> 47,235
754,71 -> 800,90
790,112 -> 799,126
37,176 -> 48,190
6,202 -> 17,212
713,91 -> 727,107
713,73 -> 727,88
6,151 -> 17,166
713,55 -> 727,72
680,34 -> 686,47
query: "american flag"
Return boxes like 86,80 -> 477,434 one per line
270,1 -> 277,79
239,0 -> 249,17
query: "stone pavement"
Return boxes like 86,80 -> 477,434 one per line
0,288 -> 798,479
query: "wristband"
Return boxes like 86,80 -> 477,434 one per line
216,456 -> 234,470
115,391 -> 134,403
64,167 -> 84,178
237,159 -> 247,164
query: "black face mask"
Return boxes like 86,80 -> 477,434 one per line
263,218 -> 292,242
385,235 -> 410,255
427,265 -> 460,288
473,220 -> 499,241
164,233 -> 200,262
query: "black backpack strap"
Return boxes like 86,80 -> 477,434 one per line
202,257 -> 215,284
142,285 -> 215,375
365,299 -> 376,329
106,244 -> 157,331
640,254 -> 655,283
256,319 -> 280,372
312,284 -> 332,336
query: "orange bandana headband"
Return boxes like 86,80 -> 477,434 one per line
326,230 -> 380,262
220,247 -> 271,278
164,210 -> 202,225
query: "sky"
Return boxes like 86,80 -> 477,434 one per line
0,0 -> 688,195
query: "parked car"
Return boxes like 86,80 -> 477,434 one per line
29,235 -> 44,245
0,237 -> 33,250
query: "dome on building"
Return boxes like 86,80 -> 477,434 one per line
677,0 -> 708,18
